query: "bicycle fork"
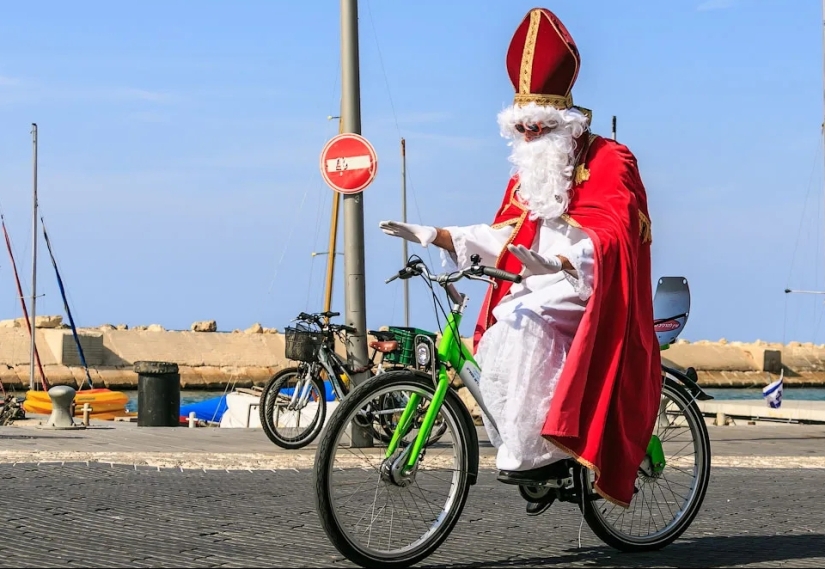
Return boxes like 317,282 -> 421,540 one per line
288,366 -> 316,410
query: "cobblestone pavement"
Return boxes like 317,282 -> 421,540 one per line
0,464 -> 823,568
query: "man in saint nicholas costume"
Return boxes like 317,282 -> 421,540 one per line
380,7 -> 661,515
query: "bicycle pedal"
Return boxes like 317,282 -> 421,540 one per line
535,476 -> 573,489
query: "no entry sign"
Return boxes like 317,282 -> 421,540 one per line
319,133 -> 378,194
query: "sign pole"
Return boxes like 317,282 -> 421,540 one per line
340,0 -> 372,447
401,138 -> 409,327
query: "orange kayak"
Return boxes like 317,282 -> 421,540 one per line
23,388 -> 130,419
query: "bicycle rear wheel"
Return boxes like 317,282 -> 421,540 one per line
579,377 -> 711,551
314,370 -> 474,569
259,366 -> 327,449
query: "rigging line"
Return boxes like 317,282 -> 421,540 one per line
265,185 -> 312,296
40,215 -> 94,390
36,207 -> 80,318
364,0 -> 435,270
812,296 -> 825,344
785,130 -> 824,287
265,54 -> 342,300
817,171 -> 824,338
310,156 -> 334,264
36,204 -> 89,329
305,255 -> 317,311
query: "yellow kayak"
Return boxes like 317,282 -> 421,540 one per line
23,388 -> 130,419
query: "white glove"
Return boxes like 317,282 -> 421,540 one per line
379,220 -> 437,247
507,244 -> 563,276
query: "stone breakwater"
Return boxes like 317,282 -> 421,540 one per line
0,316 -> 822,391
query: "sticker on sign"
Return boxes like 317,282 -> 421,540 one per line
325,155 -> 372,172
319,133 -> 378,195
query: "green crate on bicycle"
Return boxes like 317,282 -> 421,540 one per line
381,326 -> 438,367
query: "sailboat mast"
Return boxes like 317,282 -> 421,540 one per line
30,123 -> 39,392
321,116 -> 344,321
401,138 -> 409,327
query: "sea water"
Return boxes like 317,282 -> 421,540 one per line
121,387 -> 825,413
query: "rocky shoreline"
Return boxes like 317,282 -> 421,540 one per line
0,316 -> 823,391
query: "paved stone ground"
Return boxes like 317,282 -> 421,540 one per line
0,463 -> 823,568
2,420 -> 825,567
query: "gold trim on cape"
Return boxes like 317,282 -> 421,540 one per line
560,213 -> 581,228
487,186 -> 527,329
543,434 -> 631,508
639,211 -> 652,244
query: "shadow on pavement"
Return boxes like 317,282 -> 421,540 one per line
431,533 -> 825,568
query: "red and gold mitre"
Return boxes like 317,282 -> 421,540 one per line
505,8 -> 580,111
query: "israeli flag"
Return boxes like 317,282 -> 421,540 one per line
762,370 -> 784,409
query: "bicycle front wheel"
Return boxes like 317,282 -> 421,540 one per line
579,377 -> 711,551
314,370 -> 474,569
259,366 -> 327,449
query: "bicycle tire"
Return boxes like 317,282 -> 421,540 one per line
579,378 -> 711,552
259,367 -> 299,437
259,366 -> 327,450
314,370 -> 474,569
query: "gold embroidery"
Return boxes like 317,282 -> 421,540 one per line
491,218 -> 519,230
492,182 -> 524,229
519,10 -> 542,95
488,210 -> 527,328
513,10 -> 583,110
543,434 -> 631,509
574,164 -> 590,185
511,191 -> 527,212
570,133 -> 596,187
575,106 -> 593,122
639,211 -> 652,244
560,213 -> 581,228
514,93 -> 572,109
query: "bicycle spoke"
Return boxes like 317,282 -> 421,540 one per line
585,381 -> 709,547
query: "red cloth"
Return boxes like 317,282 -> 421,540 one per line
473,136 -> 661,507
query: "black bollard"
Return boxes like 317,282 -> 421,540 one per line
135,361 -> 181,427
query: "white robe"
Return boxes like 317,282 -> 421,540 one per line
441,217 -> 596,471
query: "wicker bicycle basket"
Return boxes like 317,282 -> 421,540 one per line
284,326 -> 325,362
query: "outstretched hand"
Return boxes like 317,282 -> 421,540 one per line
507,244 -> 563,276
379,220 -> 437,247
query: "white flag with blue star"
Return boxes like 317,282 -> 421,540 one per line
762,370 -> 784,409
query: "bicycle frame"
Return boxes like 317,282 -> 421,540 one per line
381,275 -> 709,477
317,347 -> 351,401
385,284 -> 497,473
317,339 -> 391,402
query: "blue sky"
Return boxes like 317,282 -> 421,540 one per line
0,0 -> 822,344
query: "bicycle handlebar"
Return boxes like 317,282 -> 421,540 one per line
385,254 -> 522,287
480,266 -> 522,283
331,324 -> 357,334
297,310 -> 340,322
294,311 -> 356,335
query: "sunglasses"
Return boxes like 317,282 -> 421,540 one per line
514,123 -> 542,133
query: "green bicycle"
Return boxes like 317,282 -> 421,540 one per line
313,255 -> 712,568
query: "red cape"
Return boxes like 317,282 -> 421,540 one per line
473,135 -> 661,507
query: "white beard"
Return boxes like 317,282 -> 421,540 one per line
497,103 -> 590,220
